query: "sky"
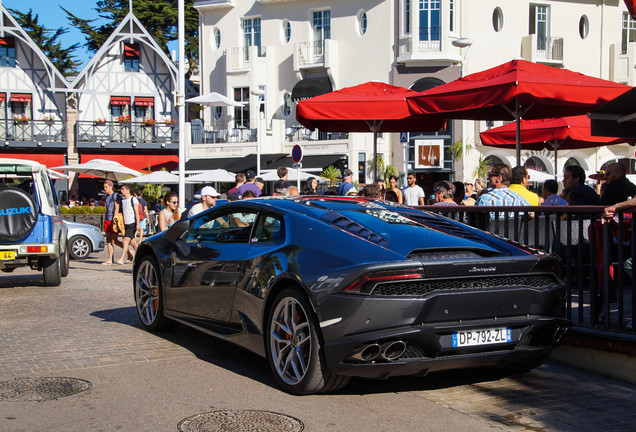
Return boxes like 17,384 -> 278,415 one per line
3,1 -> 106,67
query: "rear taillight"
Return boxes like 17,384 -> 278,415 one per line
343,270 -> 422,294
27,246 -> 48,253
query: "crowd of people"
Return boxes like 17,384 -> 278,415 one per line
93,162 -> 636,266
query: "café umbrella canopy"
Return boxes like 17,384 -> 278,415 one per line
120,171 -> 179,184
186,169 -> 236,183
296,81 -> 446,181
406,59 -> 631,165
186,92 -> 244,107
479,115 -> 631,178
53,159 -> 140,182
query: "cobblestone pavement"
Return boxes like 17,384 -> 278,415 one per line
1,249 -> 635,431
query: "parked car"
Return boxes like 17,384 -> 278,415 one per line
0,158 -> 69,285
132,196 -> 570,394
65,220 -> 105,259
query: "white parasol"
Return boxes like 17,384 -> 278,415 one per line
53,159 -> 140,182
120,171 -> 179,184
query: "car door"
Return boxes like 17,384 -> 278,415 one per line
166,207 -> 258,323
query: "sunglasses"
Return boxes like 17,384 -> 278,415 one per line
168,201 -> 178,204
488,173 -> 499,178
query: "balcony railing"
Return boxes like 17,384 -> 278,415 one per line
296,41 -> 325,67
536,36 -> 563,61
417,27 -> 441,52
191,120 -> 256,144
416,205 -> 634,338
1,119 -> 67,143
76,121 -> 178,145
284,126 -> 348,142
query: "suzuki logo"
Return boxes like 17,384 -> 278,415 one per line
0,207 -> 31,216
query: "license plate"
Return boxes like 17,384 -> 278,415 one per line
452,327 -> 511,347
0,250 -> 16,260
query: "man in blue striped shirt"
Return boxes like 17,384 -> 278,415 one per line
477,163 -> 530,218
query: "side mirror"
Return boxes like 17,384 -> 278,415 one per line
163,218 -> 190,243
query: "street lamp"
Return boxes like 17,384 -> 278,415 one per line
451,37 -> 473,182
250,88 -> 265,177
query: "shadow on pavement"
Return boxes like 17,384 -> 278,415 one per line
91,306 -> 273,388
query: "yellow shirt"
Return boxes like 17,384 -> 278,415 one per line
508,184 -> 540,206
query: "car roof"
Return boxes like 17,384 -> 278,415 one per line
0,158 -> 48,173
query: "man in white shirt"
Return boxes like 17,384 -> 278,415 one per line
188,186 -> 221,217
402,173 -> 425,206
115,184 -> 140,264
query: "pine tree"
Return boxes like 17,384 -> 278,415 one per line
9,8 -> 81,77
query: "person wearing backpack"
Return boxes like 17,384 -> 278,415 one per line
135,189 -> 149,242
115,184 -> 141,265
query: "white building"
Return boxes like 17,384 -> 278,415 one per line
194,0 -> 636,192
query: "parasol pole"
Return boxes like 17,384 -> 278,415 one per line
515,96 -> 521,166
177,0 -> 186,212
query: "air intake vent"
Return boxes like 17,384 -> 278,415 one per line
320,211 -> 390,247
407,251 -> 482,261
370,274 -> 557,296
408,213 -> 486,244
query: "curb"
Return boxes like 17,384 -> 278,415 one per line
550,344 -> 636,385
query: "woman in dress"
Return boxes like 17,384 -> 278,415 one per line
158,191 -> 180,232
386,175 -> 403,204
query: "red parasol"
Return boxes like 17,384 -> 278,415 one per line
479,115 -> 632,177
296,81 -> 445,180
405,59 -> 631,164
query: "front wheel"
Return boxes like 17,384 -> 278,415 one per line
69,236 -> 91,259
134,256 -> 174,331
266,288 -> 349,395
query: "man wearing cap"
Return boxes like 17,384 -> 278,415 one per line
337,168 -> 355,196
237,170 -> 262,198
187,186 -> 221,217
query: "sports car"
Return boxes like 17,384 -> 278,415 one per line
132,196 -> 570,394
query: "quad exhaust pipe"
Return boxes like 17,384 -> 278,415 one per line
347,340 -> 407,362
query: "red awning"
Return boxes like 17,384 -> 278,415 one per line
626,1 -> 636,19
110,96 -> 131,105
123,43 -> 140,58
134,97 -> 154,106
80,153 -> 179,174
0,93 -> 5,101
0,152 -> 65,168
10,93 -> 32,102
0,37 -> 15,47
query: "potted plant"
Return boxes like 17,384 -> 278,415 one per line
13,115 -> 30,124
163,118 -> 177,127
117,115 -> 131,126
41,115 -> 56,125
142,119 -> 156,127
93,117 -> 107,126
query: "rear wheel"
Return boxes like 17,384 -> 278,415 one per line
42,256 -> 61,286
266,288 -> 349,394
69,236 -> 91,259
60,244 -> 70,277
134,256 -> 173,331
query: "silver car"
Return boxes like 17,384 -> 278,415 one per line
65,221 -> 105,259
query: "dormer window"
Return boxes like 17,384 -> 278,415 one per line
0,37 -> 16,67
123,42 -> 140,72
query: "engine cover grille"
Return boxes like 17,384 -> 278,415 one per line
370,274 -> 556,297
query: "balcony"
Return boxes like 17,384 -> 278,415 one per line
193,0 -> 234,10
294,39 -> 338,71
521,34 -> 564,65
227,45 -> 268,73
75,121 -> 178,149
1,119 -> 67,147
191,120 -> 257,144
397,27 -> 462,66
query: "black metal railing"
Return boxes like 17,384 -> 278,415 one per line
1,119 -> 67,142
417,205 -> 634,338
75,120 -> 178,145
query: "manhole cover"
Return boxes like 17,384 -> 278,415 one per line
177,410 -> 304,432
0,377 -> 92,402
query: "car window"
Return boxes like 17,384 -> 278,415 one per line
251,213 -> 284,244
188,208 -> 258,244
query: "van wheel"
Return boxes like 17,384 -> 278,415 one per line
60,245 -> 70,277
42,256 -> 61,286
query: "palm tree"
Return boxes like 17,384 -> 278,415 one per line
473,155 -> 491,180
385,164 -> 399,180
321,165 -> 341,187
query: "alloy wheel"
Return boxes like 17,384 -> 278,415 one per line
269,296 -> 312,385
135,260 -> 159,325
